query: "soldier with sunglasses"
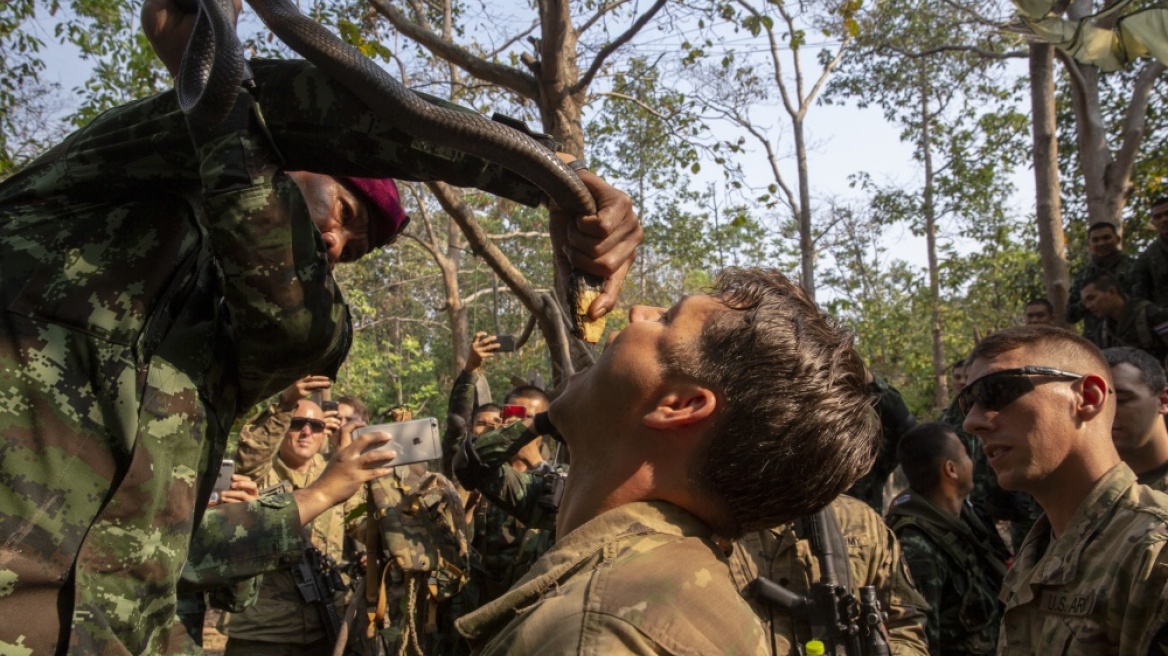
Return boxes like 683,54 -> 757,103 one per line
959,325 -> 1168,655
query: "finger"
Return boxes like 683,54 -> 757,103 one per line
590,253 -> 635,318
572,169 -> 635,239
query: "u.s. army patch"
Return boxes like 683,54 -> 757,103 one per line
1040,591 -> 1094,616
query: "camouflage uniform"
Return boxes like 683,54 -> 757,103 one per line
456,500 -> 769,655
728,495 -> 930,656
848,376 -> 917,512
1132,238 -> 1168,307
997,464 -> 1168,654
220,407 -> 362,649
1097,299 -> 1168,363
886,490 -> 1010,655
441,369 -> 479,479
0,57 -> 540,654
1066,252 -> 1136,346
1138,462 -> 1168,493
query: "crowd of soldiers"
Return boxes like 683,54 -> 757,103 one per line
3,0 -> 1168,654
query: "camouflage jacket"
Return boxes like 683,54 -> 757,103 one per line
886,490 -> 1010,655
442,369 -> 480,479
457,500 -> 769,655
1098,299 -> 1168,363
222,418 -> 362,644
997,464 -> 1168,655
0,60 -> 376,653
729,495 -> 930,656
849,376 -> 917,512
1066,252 -> 1136,345
1132,238 -> 1168,307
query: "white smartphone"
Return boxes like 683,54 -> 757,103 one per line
356,418 -> 441,466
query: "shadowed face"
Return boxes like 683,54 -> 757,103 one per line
1087,225 -> 1120,260
287,172 -> 372,269
1152,202 -> 1168,239
1110,362 -> 1168,455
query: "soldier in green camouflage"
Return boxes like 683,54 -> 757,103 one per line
0,2 -> 641,652
1081,273 -> 1168,362
456,270 -> 880,654
729,495 -> 930,656
1132,196 -> 1168,307
1066,222 -> 1136,346
886,423 -> 1010,655
1104,347 -> 1168,492
961,325 -> 1168,654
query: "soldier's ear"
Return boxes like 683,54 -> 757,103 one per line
942,459 -> 958,481
642,383 -> 716,430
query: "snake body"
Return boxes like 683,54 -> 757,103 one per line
176,0 -> 605,339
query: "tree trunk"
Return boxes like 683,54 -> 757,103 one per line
794,117 -> 815,300
920,78 -> 948,411
1029,43 -> 1070,324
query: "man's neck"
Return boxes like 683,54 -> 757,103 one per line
1030,453 -> 1118,537
1121,428 -> 1168,477
920,485 -> 964,520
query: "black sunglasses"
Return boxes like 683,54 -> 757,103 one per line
289,417 -> 327,433
956,366 -> 1085,417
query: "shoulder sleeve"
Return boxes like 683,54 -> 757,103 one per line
181,492 -> 304,589
233,403 -> 291,478
442,370 -> 480,477
892,526 -> 944,654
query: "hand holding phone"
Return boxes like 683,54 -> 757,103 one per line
356,418 -> 442,467
494,335 -> 517,353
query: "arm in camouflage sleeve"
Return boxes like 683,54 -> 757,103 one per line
180,492 -> 304,589
233,402 -> 294,479
442,369 -> 481,478
194,119 -> 350,409
871,523 -> 930,656
455,420 -> 548,524
893,528 -> 944,655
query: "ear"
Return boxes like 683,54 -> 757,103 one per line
942,459 -> 958,481
642,384 -> 717,430
1078,373 -> 1109,419
1158,387 -> 1168,416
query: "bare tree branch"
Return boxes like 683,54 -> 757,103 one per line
485,19 -> 541,59
577,0 -> 638,35
877,43 -> 1027,60
572,0 -> 668,94
593,90 -> 676,121
488,230 -> 549,239
369,0 -> 540,99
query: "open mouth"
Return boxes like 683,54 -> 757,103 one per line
983,444 -> 1010,465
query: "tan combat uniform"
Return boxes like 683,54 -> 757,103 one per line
998,464 -> 1168,655
729,495 -> 929,656
220,408 -> 361,650
456,500 -> 769,655
1138,461 -> 1168,494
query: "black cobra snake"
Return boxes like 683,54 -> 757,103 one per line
176,0 -> 605,340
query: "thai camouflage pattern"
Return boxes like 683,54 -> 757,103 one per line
223,412 -> 361,645
350,467 -> 470,656
729,495 -> 930,656
0,56 -> 542,653
887,490 -> 1010,655
1067,252 -> 1136,346
441,369 -> 479,480
998,464 -> 1168,655
1097,299 -> 1168,363
457,500 -> 770,655
1133,238 -> 1168,308
848,376 -> 917,512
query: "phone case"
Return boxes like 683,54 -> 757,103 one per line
355,418 -> 442,466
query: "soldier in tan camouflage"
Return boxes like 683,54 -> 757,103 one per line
959,325 -> 1168,654
729,495 -> 930,656
455,268 -> 881,655
1104,347 -> 1168,492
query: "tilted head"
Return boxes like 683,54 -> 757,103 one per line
961,325 -> 1114,496
1080,273 -> 1126,320
898,422 -> 973,498
551,267 -> 878,537
286,173 -> 410,269
471,403 -> 503,437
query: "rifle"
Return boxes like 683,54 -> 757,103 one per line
751,508 -> 891,656
291,545 -> 346,646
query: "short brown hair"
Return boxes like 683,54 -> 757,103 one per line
337,395 -> 369,422
967,325 -> 1110,377
671,268 -> 878,537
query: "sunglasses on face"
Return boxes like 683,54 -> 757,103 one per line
289,417 -> 327,433
956,366 -> 1085,417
